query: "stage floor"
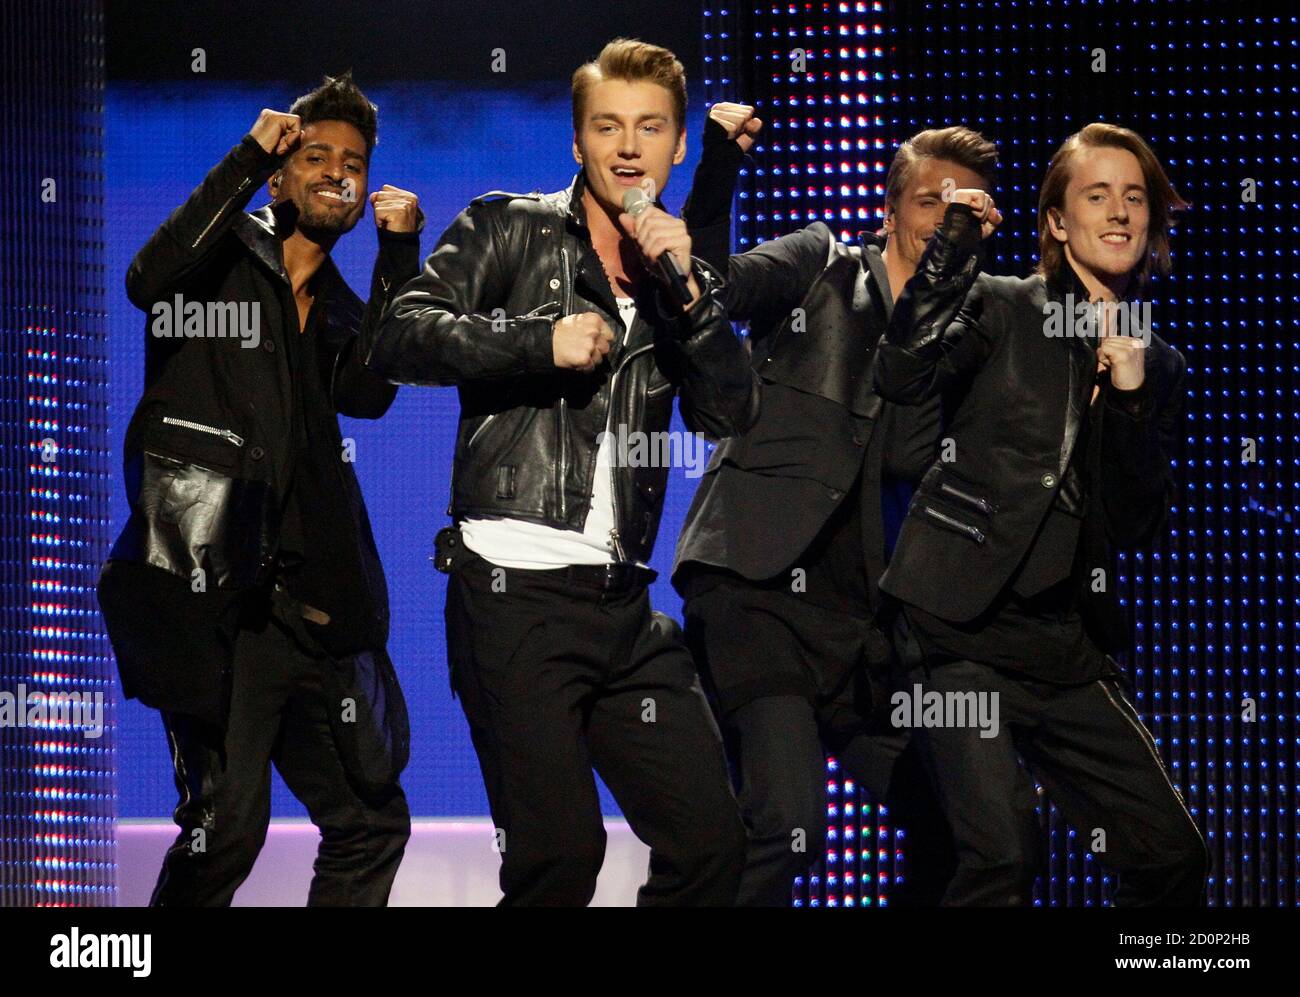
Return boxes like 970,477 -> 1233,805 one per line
117,818 -> 652,906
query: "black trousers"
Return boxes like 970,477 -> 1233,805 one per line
898,650 -> 1209,906
151,590 -> 411,906
683,581 -> 960,907
443,549 -> 746,906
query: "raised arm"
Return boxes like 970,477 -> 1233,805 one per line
682,102 -> 828,332
331,241 -> 419,419
681,111 -> 749,271
126,111 -> 294,309
874,199 -> 996,404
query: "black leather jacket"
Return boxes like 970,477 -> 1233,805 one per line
365,172 -> 760,564
97,134 -> 421,728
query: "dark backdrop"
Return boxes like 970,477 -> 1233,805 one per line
702,0 -> 1298,907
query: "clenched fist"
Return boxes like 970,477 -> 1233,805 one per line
1096,332 -> 1146,391
948,188 -> 1003,239
369,184 -> 420,233
552,312 -> 615,372
708,102 -> 764,153
249,109 -> 301,157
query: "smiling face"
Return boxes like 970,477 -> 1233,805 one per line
269,119 -> 369,237
1047,145 -> 1150,293
573,78 -> 686,216
885,157 -> 990,270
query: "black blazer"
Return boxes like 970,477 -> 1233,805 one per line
874,203 -> 1187,651
673,222 -> 940,617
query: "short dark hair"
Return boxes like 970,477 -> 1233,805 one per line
289,72 -> 378,159
1037,122 -> 1187,287
884,126 -> 999,213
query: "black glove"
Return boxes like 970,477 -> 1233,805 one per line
680,113 -> 749,232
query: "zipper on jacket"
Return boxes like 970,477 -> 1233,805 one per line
608,528 -> 628,562
922,504 -> 986,543
191,175 -> 253,250
556,247 -> 573,519
377,276 -> 395,320
162,416 -> 245,447
354,276 -> 397,375
939,480 -> 995,516
604,340 -> 656,562
467,413 -> 497,450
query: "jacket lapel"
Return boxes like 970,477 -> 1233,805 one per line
1044,268 -> 1099,477
761,238 -> 888,418
565,171 -> 659,361
235,206 -> 291,285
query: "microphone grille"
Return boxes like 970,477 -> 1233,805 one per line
622,186 -> 650,215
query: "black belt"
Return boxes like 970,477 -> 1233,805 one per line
272,579 -> 332,624
555,561 -> 658,592
434,526 -> 656,592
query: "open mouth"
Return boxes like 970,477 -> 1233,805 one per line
1100,232 -> 1131,245
610,166 -> 645,186
314,188 -> 346,203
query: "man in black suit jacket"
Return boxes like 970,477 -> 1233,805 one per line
875,123 -> 1209,906
675,115 -> 1021,904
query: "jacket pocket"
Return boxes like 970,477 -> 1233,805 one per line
920,503 -> 986,544
518,300 -> 562,322
128,450 -> 274,588
143,413 -> 247,474
160,415 -> 244,448
937,479 -> 996,516
467,413 -> 497,450
644,355 -> 675,398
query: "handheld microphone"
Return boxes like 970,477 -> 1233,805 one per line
621,187 -> 694,308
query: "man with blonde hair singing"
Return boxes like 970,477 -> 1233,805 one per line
368,39 -> 758,906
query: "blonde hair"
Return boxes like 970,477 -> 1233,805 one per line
1037,122 -> 1188,286
571,38 -> 687,133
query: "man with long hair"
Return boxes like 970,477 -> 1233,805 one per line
875,123 -> 1209,905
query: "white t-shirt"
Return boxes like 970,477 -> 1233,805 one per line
460,297 -> 639,570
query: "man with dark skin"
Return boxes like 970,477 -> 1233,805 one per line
100,75 -> 421,906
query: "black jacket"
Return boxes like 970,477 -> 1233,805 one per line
365,171 -> 760,564
671,221 -> 940,615
874,203 -> 1187,651
97,134 -> 421,732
